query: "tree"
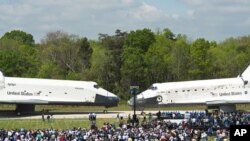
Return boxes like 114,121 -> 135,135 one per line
121,47 -> 146,91
78,37 -> 93,69
0,38 -> 39,77
1,30 -> 35,46
37,62 -> 64,79
125,28 -> 155,52
163,28 -> 175,40
144,42 -> 170,85
209,36 -> 250,78
39,31 -> 92,79
119,28 -> 156,95
97,30 -> 127,93
170,34 -> 190,80
85,41 -> 109,82
143,30 -> 178,86
189,38 -> 211,79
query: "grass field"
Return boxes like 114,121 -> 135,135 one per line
0,103 -> 249,113
0,118 -> 119,129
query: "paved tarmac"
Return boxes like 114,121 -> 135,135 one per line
1,110 -> 204,120
0,111 -> 149,120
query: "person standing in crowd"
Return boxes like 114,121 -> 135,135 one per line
127,114 -> 131,123
156,110 -> 161,120
42,112 -> 45,122
117,113 -> 120,122
148,112 -> 152,121
142,112 -> 147,124
47,115 -> 50,122
92,113 -> 96,121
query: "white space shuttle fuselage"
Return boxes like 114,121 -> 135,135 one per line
128,65 -> 250,112
0,72 -> 119,109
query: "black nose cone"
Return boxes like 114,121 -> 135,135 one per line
127,96 -> 159,107
95,94 -> 120,107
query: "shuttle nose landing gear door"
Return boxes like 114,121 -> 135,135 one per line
156,91 -> 165,105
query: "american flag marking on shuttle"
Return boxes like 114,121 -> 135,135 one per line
210,92 -> 218,96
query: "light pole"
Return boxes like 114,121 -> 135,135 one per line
130,86 -> 139,124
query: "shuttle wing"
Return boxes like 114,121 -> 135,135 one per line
0,99 -> 49,104
206,100 -> 250,105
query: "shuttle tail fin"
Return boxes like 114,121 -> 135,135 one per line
0,71 -> 4,89
242,64 -> 250,78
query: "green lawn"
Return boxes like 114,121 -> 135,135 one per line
0,118 -> 119,130
0,103 -> 207,112
0,102 -> 250,113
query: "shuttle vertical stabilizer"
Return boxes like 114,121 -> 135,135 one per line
0,71 -> 4,89
242,64 -> 250,78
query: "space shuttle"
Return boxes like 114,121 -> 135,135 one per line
0,71 -> 119,115
128,64 -> 250,112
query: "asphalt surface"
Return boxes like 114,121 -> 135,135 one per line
0,110 -> 205,120
0,111 -> 150,120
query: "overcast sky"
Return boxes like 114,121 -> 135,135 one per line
0,0 -> 249,43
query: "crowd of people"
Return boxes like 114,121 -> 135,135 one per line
157,111 -> 185,119
0,111 -> 250,141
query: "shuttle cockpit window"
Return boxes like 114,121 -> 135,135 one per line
148,85 -> 157,90
94,84 -> 100,89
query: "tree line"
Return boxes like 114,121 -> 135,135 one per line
0,29 -> 250,100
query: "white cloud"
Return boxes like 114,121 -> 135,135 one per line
245,18 -> 250,26
219,6 -> 250,13
186,9 -> 195,18
171,14 -> 180,20
0,0 -> 249,42
122,0 -> 134,5
0,0 -> 139,41
129,3 -> 168,22
173,0 -> 250,41
186,0 -> 203,6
